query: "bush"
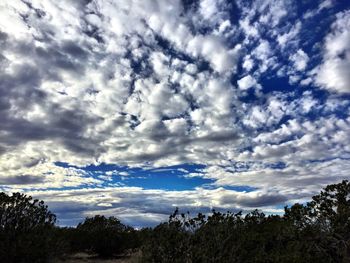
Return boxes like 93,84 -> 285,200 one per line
75,215 -> 136,257
2,181 -> 350,262
141,181 -> 350,263
0,192 -> 58,263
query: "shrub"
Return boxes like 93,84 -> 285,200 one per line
0,192 -> 58,263
141,181 -> 350,263
75,215 -> 135,257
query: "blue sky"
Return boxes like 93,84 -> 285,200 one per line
0,0 -> 350,227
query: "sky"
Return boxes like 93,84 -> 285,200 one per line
0,0 -> 350,227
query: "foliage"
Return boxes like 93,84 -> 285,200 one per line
0,192 -> 139,261
74,215 -> 137,257
0,192 -> 58,263
1,180 -> 350,262
141,180 -> 350,262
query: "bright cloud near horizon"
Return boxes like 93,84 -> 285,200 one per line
0,0 -> 350,227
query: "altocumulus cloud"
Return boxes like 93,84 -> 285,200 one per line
0,0 -> 350,226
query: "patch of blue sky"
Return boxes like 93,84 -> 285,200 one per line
53,162 -> 267,192
298,0 -> 350,52
223,185 -> 258,192
222,162 -> 287,174
54,162 -> 215,191
259,76 -> 296,94
111,172 -> 214,191
266,162 -> 287,169
203,184 -> 258,192
302,156 -> 350,165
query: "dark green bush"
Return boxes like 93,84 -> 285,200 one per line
141,180 -> 350,263
0,192 -> 58,263
75,215 -> 137,257
2,180 -> 350,262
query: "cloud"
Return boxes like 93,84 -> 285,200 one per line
0,175 -> 44,185
303,0 -> 334,19
0,0 -> 349,226
27,185 -> 289,226
289,49 -> 309,71
237,75 -> 260,90
277,21 -> 301,47
315,10 -> 350,93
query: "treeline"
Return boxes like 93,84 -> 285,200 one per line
0,192 -> 141,262
1,181 -> 350,262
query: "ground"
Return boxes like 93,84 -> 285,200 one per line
54,251 -> 141,263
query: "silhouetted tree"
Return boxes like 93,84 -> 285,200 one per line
75,215 -> 135,257
141,180 -> 350,263
285,180 -> 350,262
2,180 -> 350,262
0,192 -> 57,263
141,208 -> 192,262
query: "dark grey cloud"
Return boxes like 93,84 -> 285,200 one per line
0,175 -> 44,185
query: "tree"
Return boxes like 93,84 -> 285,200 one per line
141,181 -> 350,263
0,192 -> 57,263
75,215 -> 133,257
141,209 -> 192,263
316,180 -> 350,260
282,180 -> 350,262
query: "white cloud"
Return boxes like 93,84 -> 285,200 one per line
303,0 -> 334,19
240,18 -> 259,39
200,0 -> 219,21
289,49 -> 309,71
258,0 -> 290,27
237,75 -> 259,90
25,184 -> 290,226
251,40 -> 275,73
315,10 -> 350,93
242,55 -> 254,71
277,22 -> 301,47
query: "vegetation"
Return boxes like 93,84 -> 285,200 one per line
1,180 -> 350,262
0,193 -> 58,263
141,180 -> 350,262
73,215 -> 139,257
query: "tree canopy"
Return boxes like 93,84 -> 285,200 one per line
142,180 -> 350,262
0,192 -> 57,263
1,180 -> 350,262
75,215 -> 136,257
